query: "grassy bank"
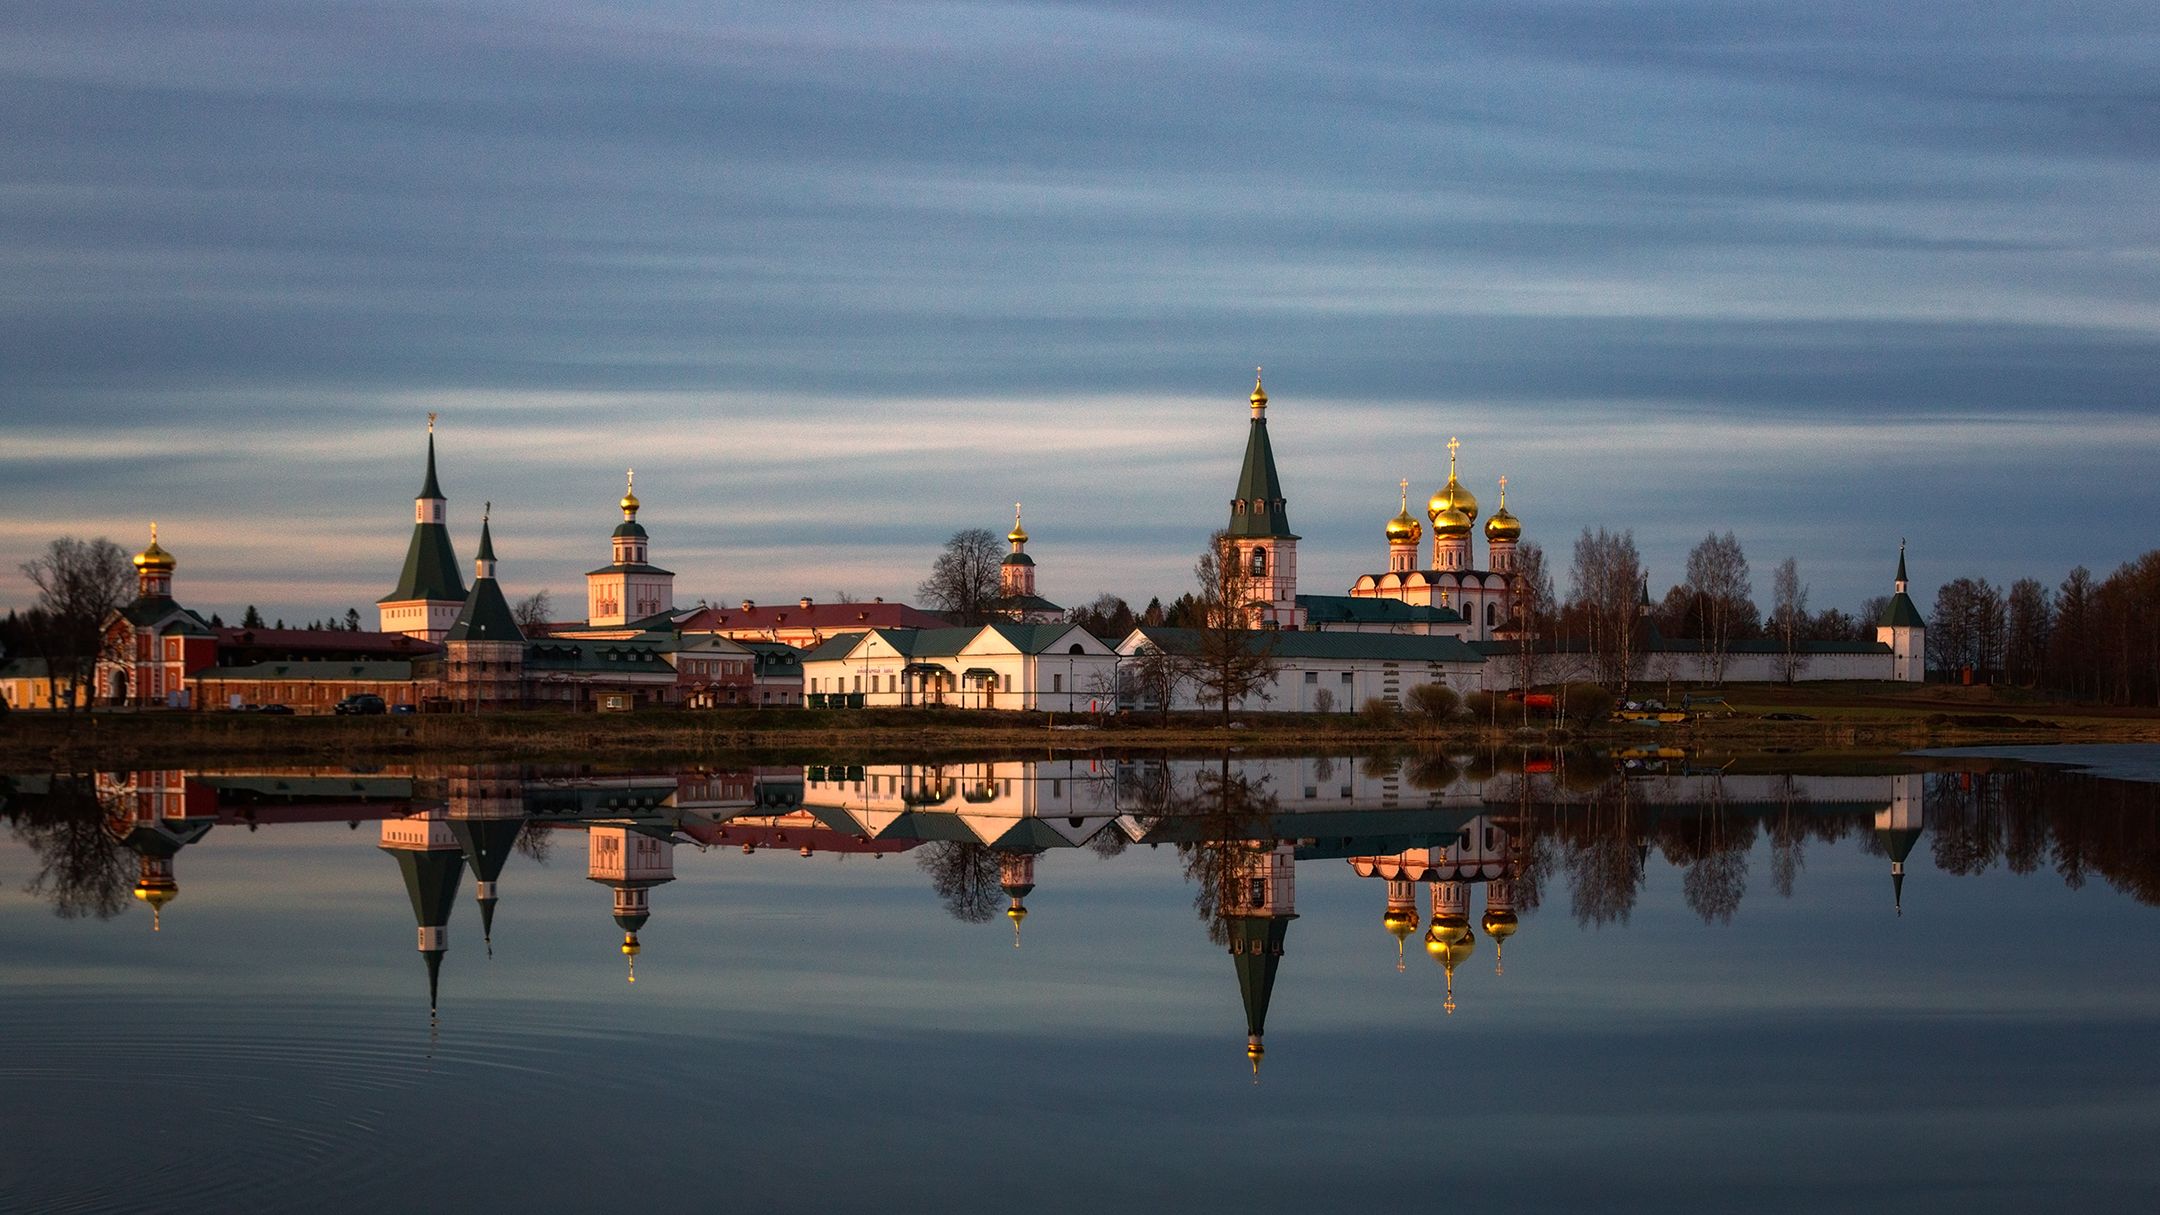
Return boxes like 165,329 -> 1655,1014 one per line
4,681 -> 2156,768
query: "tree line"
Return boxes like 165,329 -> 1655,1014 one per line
1928,551 -> 2160,704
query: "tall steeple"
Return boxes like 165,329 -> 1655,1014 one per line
1224,841 -> 1298,1078
1224,370 -> 1305,629
378,414 -> 468,640
1000,503 -> 1038,600
380,810 -> 468,1022
1876,542 -> 1926,682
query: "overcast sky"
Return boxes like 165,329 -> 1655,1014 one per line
4,1 -> 2157,624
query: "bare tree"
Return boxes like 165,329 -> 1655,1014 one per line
1121,642 -> 1190,723
2004,577 -> 2053,686
513,589 -> 554,635
1508,540 -> 1555,695
1185,530 -> 1280,721
1683,531 -> 1751,684
917,528 -> 1005,625
1567,528 -> 1643,690
1770,557 -> 1810,683
917,840 -> 1001,923
19,537 -> 134,710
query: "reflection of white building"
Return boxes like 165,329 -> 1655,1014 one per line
802,761 -> 1122,849
587,825 -> 676,981
800,623 -> 1118,711
379,809 -> 466,1016
1875,773 -> 1924,915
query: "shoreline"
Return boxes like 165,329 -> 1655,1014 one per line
6,687 -> 2157,769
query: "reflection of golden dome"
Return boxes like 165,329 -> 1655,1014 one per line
1383,907 -> 1419,940
133,524 -> 174,572
133,880 -> 177,908
1482,910 -> 1518,941
1006,904 -> 1029,924
1434,507 -> 1472,539
620,931 -> 641,956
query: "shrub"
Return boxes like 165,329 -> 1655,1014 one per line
1405,683 -> 1461,721
1463,690 -> 1501,720
1560,682 -> 1615,722
1311,688 -> 1336,715
1358,696 -> 1399,725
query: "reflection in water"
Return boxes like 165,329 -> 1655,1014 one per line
7,755 -> 2160,1065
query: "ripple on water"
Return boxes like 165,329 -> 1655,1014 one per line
0,993 -> 683,1213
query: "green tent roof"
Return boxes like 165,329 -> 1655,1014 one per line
1229,914 -> 1294,1038
1227,414 -> 1297,539
384,846 -> 466,928
446,574 -> 522,643
380,521 -> 467,605
1878,592 -> 1924,629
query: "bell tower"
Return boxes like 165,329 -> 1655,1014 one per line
1223,370 -> 1304,629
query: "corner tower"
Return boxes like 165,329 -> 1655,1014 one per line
378,414 -> 468,640
445,509 -> 525,708
1875,542 -> 1926,683
586,470 -> 675,627
1224,370 -> 1304,629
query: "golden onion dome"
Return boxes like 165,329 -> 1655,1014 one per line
1385,507 -> 1422,544
1006,903 -> 1030,924
133,525 -> 175,572
1482,910 -> 1518,941
1484,507 -> 1520,543
1249,370 -> 1268,409
620,932 -> 642,956
1434,506 -> 1472,539
1428,477 -> 1478,527
619,470 -> 640,517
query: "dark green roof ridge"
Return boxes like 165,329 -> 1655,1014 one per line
447,575 -> 523,643
1228,414 -> 1296,539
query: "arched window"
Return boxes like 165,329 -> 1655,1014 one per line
1250,547 -> 1267,576
1486,602 -> 1498,627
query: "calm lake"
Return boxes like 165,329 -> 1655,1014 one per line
4,748 -> 2158,1213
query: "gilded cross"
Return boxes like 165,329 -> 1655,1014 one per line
427,411 -> 437,432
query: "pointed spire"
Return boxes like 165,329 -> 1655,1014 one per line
476,505 -> 496,567
1896,539 -> 1909,592
419,414 -> 445,501
424,948 -> 443,1017
1893,862 -> 1906,917
480,896 -> 498,955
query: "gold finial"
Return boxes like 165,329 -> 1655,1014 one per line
483,500 -> 491,522
627,468 -> 634,492
427,411 -> 437,433
1399,479 -> 1409,511
619,469 -> 641,517
1447,435 -> 1461,477
1249,367 -> 1268,413
1014,502 -> 1023,528
150,521 -> 158,544
1497,474 -> 1507,506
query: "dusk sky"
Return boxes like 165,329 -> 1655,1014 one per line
4,1 -> 2157,623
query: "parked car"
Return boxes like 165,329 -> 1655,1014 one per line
253,703 -> 294,715
334,694 -> 387,716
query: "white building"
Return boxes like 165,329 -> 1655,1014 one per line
800,622 -> 1120,711
1115,626 -> 1487,713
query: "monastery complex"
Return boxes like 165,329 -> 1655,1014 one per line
76,377 -> 1924,714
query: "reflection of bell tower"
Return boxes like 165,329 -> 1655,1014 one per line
1483,879 -> 1519,976
587,825 -> 676,981
380,810 -> 468,1019
103,771 -> 213,933
1382,878 -> 1419,973
1224,842 -> 1298,1076
1425,880 -> 1477,1014
447,767 -> 527,955
1875,773 -> 1924,916
999,852 -> 1036,948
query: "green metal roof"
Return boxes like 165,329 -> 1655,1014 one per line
584,561 -> 675,576
446,575 -> 523,643
192,660 -> 415,681
450,817 -> 524,885
1127,626 -> 1484,665
1001,552 -> 1035,567
1878,592 -> 1924,629
384,846 -> 466,928
1227,415 -> 1297,539
1296,594 -> 1465,626
419,431 -> 444,501
380,522 -> 467,605
1229,914 -> 1294,1038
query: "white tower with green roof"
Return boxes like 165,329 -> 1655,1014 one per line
1224,371 -> 1305,630
378,415 -> 469,641
445,509 -> 525,708
1875,543 -> 1927,683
